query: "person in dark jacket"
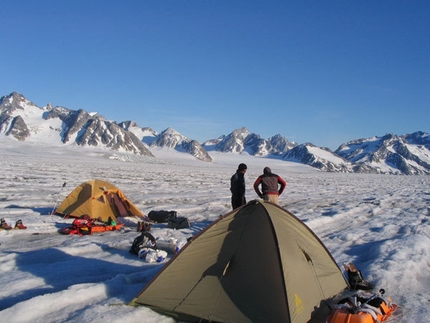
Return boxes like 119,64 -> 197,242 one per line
253,166 -> 286,205
230,163 -> 247,209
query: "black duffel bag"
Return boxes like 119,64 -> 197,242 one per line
148,210 -> 177,223
168,217 -> 190,229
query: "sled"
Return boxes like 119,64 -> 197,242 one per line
327,304 -> 398,323
60,223 -> 123,235
327,292 -> 398,323
91,223 -> 124,232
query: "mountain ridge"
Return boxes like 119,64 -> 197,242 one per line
1,92 -> 429,175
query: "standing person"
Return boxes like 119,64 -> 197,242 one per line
230,163 -> 247,209
253,166 -> 286,205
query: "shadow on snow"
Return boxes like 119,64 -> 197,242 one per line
1,246 -> 162,310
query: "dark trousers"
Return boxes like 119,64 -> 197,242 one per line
231,195 -> 246,209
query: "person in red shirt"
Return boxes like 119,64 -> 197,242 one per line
253,167 -> 286,205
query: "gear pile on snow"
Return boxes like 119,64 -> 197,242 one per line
60,215 -> 124,235
129,231 -> 187,263
129,232 -> 156,256
325,263 -> 398,323
328,289 -> 398,323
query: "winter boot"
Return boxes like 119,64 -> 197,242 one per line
137,221 -> 151,232
344,263 -> 374,290
14,220 -> 27,230
1,218 -> 13,230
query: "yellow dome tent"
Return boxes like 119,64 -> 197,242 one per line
55,179 -> 143,222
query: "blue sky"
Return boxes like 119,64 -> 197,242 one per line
1,1 -> 429,150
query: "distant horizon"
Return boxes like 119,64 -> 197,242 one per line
1,1 -> 429,150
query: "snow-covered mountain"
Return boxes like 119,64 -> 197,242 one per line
0,92 -> 154,157
282,143 -> 353,173
207,128 -> 430,175
202,126 -> 296,156
120,123 -> 212,162
335,132 -> 430,175
150,127 -> 212,162
1,92 -> 429,175
118,121 -> 158,146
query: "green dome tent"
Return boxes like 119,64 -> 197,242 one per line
132,200 -> 347,323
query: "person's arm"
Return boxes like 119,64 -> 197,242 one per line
278,176 -> 287,195
230,174 -> 237,194
239,174 -> 246,196
253,177 -> 263,197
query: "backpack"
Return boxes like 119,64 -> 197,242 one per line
129,232 -> 156,255
167,217 -> 190,229
70,216 -> 93,235
148,210 -> 177,223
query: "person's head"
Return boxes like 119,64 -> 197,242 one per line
238,163 -> 247,173
263,166 -> 271,174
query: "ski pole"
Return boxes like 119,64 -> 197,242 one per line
51,182 -> 67,216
